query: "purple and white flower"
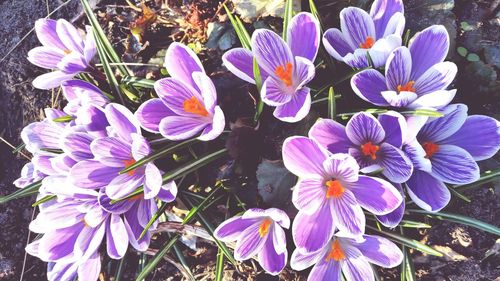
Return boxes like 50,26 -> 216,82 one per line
61,80 -> 109,115
351,25 -> 457,109
214,208 -> 290,275
282,137 -> 402,252
291,234 -> 403,281
323,0 -> 404,68
135,42 -> 225,141
222,12 -> 320,122
28,19 -> 96,89
309,111 -> 413,183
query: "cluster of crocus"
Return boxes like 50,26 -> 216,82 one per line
28,19 -> 96,90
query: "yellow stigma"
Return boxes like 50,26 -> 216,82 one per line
258,218 -> 272,237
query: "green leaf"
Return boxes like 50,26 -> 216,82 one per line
172,243 -> 194,280
402,109 -> 444,117
399,220 -> 432,229
114,253 -> 126,281
308,0 -> 320,23
401,246 -> 416,281
32,195 -> 56,207
457,46 -> 468,57
52,115 -> 74,122
0,180 -> 42,204
121,76 -> 156,88
407,209 -> 500,236
138,203 -> 168,240
282,0 -> 294,41
119,84 -> 140,103
215,248 -> 225,281
93,30 -> 122,101
328,87 -> 336,120
454,168 -> 500,191
467,53 -> 480,62
253,57 -> 264,122
11,143 -> 26,154
447,185 -> 471,203
367,225 -> 443,256
223,4 -> 251,50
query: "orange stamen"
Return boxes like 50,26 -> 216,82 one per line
361,142 -> 380,160
422,142 -> 439,158
325,240 -> 346,262
127,194 -> 144,202
124,158 -> 137,176
397,81 -> 416,93
274,62 -> 293,86
183,96 -> 209,117
258,218 -> 272,237
359,36 -> 375,49
325,180 -> 345,198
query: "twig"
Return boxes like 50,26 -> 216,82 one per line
19,208 -> 36,281
0,135 -> 30,160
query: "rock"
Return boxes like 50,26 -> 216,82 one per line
256,159 -> 296,208
484,45 -> 500,68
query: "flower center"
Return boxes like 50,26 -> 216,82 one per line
361,142 -> 380,160
274,62 -> 293,86
64,49 -> 72,54
325,240 -> 345,262
258,218 -> 272,237
124,158 -> 137,176
127,194 -> 144,202
359,36 -> 375,49
325,180 -> 345,198
422,142 -> 439,158
397,81 -> 416,93
183,96 -> 209,117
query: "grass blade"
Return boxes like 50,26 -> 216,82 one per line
253,57 -> 264,122
215,248 -> 225,281
454,168 -> 500,192
223,4 -> 251,50
367,225 -> 443,257
403,247 -> 416,281
282,0 -> 293,41
114,252 -> 126,281
172,243 -> 194,280
93,30 -> 122,101
138,203 -> 168,240
407,209 -> 500,236
328,87 -> 336,120
447,185 -> 471,203
32,195 -> 56,207
0,180 -> 42,204
399,220 -> 432,229
121,76 -> 156,88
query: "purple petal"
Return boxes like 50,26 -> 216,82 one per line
273,87 -> 311,123
105,103 -> 141,143
83,26 -> 97,64
442,115 -> 500,161
164,42 -> 205,90
27,46 -> 64,69
429,145 -> 479,184
32,71 -> 76,90
21,121 -> 61,153
271,222 -> 287,254
47,261 -> 78,281
154,77 -> 204,117
331,189 -> 365,236
290,248 -> 322,271
131,134 -> 151,160
344,49 -> 370,68
61,132 -> 94,161
90,137 -> 131,167
407,89 -> 456,109
32,155 -> 57,176
105,173 -> 144,200
287,12 -> 320,61
409,25 -> 450,79
378,111 -> 406,147
124,204 -> 151,251
77,252 -> 101,281
368,34 -> 402,68
404,139 -> 432,172
382,12 -> 405,37
135,98 -> 173,133
342,244 -> 375,281
74,104 -> 109,133
385,47 -> 412,91
38,224 -> 83,261
381,90 -> 418,108
376,183 -> 405,227
261,77 -> 292,106
214,216 -> 260,242
57,52 -> 88,73
260,208 -> 291,229
56,19 -> 84,53
282,136 -> 328,177
70,160 -> 121,189
292,178 -> 327,214
234,221 -> 267,260
309,119 -> 352,154
61,80 -> 108,106
348,175 -> 402,215
308,252 -> 342,280
414,62 -> 457,95
351,69 -> 390,106
159,115 -> 207,141
106,214 -> 129,259
377,143 -> 413,183
355,234 -> 403,267
418,104 -> 468,142
340,7 -> 376,49
323,153 -> 360,182
406,169 -> 450,212
222,48 -> 257,84
198,106 -> 225,141
98,189 -> 135,214
323,28 -> 354,61
192,72 -> 217,112
158,181 -> 178,202
75,223 -> 106,260
144,163 -> 162,199
251,29 -> 294,78
346,112 -> 385,145
34,19 -> 66,50
258,234 -> 287,275
293,56 -> 315,89
292,201 -> 335,253
370,0 -> 404,38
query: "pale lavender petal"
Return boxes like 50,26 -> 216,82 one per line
77,252 -> 101,281
135,98 -> 173,133
56,19 -> 84,53
273,87 -> 311,123
144,163 -> 162,199
75,223 -> 106,260
32,71 -> 76,90
382,12 -> 405,37
377,143 -> 413,183
32,155 -> 57,176
407,89 -> 456,109
351,69 -> 390,106
70,160 -> 121,189
340,7 -> 376,49
262,208 -> 291,229
222,48 -> 257,84
323,28 -> 354,61
331,189 -> 365,236
293,56 -> 315,89
418,104 -> 467,142
414,62 -> 457,95
61,132 -> 94,161
57,52 -> 88,73
154,77 -> 204,117
429,145 -> 479,184
404,139 -> 432,172
27,46 -> 64,69
158,181 -> 178,203
376,183 -> 405,227
164,42 -> 205,90
214,216 -> 260,242
159,115 -> 207,141
251,29 -> 294,78
75,105 -> 109,133
83,206 -> 107,228
38,224 -> 83,261
282,136 -> 328,177
106,214 -> 129,259
290,248 -> 323,271
406,169 -> 450,212
198,106 -> 225,141
355,234 -> 403,267
271,222 -> 287,254
378,111 -> 406,148
308,255 -> 342,281
370,0 -> 404,38
105,173 -> 144,200
292,178 -> 327,214
131,134 -> 151,160
342,244 -> 375,281
346,112 -> 385,145
192,72 -> 217,112
309,118 -> 352,154
344,49 -> 370,68
61,80 -> 108,106
234,221 -> 267,260
258,233 -> 287,275
442,115 -> 500,161
385,47 -> 412,91
409,25 -> 450,79
293,201 -> 335,253
104,103 -> 141,143
30,202 -> 84,232
260,77 -> 292,106
98,189 -> 135,214
34,19 -> 66,50
83,26 -> 97,64
21,121 -> 62,153
323,153 -> 360,182
368,34 -> 402,68
381,90 -> 418,108
287,12 -> 320,61
348,175 -> 402,215
123,204 -> 151,251
90,137 -> 131,167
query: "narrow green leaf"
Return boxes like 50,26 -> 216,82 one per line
121,76 -> 156,88
12,143 -> 26,154
407,209 -> 500,236
447,186 -> 471,203
403,29 -> 411,46
454,168 -> 500,192
403,247 -> 416,281
308,0 -> 320,23
172,243 -> 194,280
114,253 -> 126,281
120,139 -> 198,175
399,220 -> 432,229
215,248 -> 225,281
282,0 -> 294,41
0,180 -> 42,204
138,203 -> 168,240
93,30 -> 122,101
402,109 -> 444,117
223,4 -> 251,50
136,235 -> 179,281
119,84 -> 140,103
253,57 -> 264,122
328,87 -> 336,120
52,115 -> 74,122
367,225 -> 443,256
32,195 -> 56,207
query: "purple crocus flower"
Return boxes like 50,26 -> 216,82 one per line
70,103 -> 177,200
291,234 -> 403,281
403,104 -> 500,212
282,137 -> 402,252
323,0 -> 404,68
135,42 -> 225,141
309,111 -> 413,183
351,25 -> 457,109
214,208 -> 290,275
222,12 -> 320,122
61,80 -> 109,115
28,19 -> 96,89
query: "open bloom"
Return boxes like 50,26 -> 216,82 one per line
351,25 -> 457,109
61,80 -> 109,115
403,104 -> 500,212
323,0 -> 404,68
309,111 -> 413,183
135,42 -> 224,141
291,234 -> 403,281
282,137 -> 402,252
214,208 -> 290,275
222,12 -> 320,122
28,19 -> 96,89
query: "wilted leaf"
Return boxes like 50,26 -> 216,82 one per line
232,0 -> 301,22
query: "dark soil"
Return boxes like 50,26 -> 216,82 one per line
0,0 -> 498,280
